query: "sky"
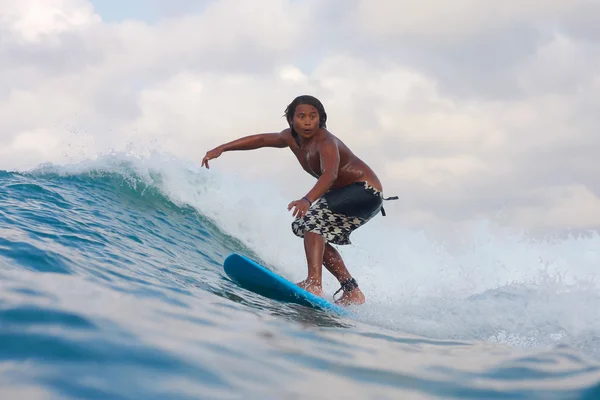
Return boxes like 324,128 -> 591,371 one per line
1,0 -> 599,235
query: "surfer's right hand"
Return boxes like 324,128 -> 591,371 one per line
201,147 -> 223,169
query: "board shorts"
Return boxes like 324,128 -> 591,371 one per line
291,181 -> 394,246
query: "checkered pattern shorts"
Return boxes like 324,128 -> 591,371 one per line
291,182 -> 383,245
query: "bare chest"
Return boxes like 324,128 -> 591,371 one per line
290,144 -> 321,177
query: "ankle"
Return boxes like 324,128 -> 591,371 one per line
305,277 -> 322,287
340,277 -> 358,291
334,277 -> 359,298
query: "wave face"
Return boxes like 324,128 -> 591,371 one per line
1,152 -> 599,399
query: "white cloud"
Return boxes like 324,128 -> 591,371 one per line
0,0 -> 99,43
387,156 -> 489,186
510,185 -> 600,230
353,0 -> 590,39
517,33 -> 600,95
0,0 -> 598,232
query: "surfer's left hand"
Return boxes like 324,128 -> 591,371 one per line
287,198 -> 310,219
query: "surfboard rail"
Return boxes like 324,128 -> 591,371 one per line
223,253 -> 352,316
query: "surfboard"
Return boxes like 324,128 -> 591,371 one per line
223,253 -> 352,317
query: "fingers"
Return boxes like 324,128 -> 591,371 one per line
202,148 -> 222,169
288,199 -> 311,219
288,200 -> 301,211
290,204 -> 307,219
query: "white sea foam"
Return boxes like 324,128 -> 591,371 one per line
33,150 -> 600,354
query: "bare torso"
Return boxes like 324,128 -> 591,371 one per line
281,128 -> 383,192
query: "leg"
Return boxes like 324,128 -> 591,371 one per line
296,232 -> 325,296
322,243 -> 352,282
323,244 -> 365,306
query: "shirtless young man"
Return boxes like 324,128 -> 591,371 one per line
201,95 -> 395,306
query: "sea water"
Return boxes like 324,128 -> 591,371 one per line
1,152 -> 599,399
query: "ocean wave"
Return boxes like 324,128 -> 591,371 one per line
1,152 -> 599,398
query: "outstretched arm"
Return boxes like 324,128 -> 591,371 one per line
218,132 -> 288,152
201,130 -> 288,168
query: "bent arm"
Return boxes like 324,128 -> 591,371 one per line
304,139 -> 339,202
218,131 -> 288,152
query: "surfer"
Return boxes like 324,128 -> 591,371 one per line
201,95 -> 396,306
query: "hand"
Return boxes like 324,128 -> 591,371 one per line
201,147 -> 223,169
287,197 -> 311,219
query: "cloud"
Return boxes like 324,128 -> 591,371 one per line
353,0 -> 588,39
330,0 -> 600,100
0,0 -> 598,233
0,0 -> 99,43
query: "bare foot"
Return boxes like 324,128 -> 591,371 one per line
296,279 -> 323,297
335,287 -> 366,306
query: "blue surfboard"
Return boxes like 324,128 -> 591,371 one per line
223,253 -> 352,317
